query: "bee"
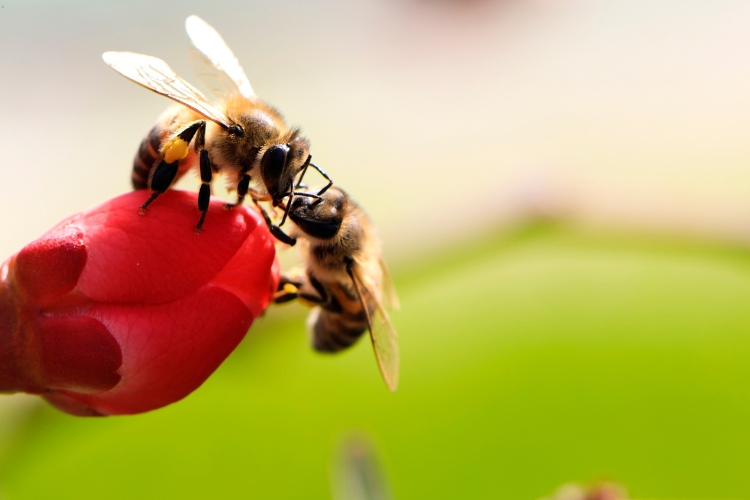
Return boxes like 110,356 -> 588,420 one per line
102,15 -> 332,240
274,187 -> 399,392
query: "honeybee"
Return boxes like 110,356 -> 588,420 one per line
102,15 -> 331,240
274,187 -> 399,392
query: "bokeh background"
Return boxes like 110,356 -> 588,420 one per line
2,0 -> 750,498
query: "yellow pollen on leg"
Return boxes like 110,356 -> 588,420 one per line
283,283 -> 298,294
161,137 -> 189,164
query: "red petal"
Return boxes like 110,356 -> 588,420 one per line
42,392 -> 105,417
61,284 -> 255,415
1,189 -> 279,415
11,226 -> 87,307
74,190 -> 265,304
35,316 -> 122,392
210,220 -> 279,317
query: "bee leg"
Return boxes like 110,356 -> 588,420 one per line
194,183 -> 211,233
278,193 -> 295,227
277,190 -> 323,227
194,149 -> 212,234
277,273 -> 304,290
224,174 -> 251,210
294,154 -> 312,188
139,193 -> 160,215
186,122 -> 214,233
310,163 -> 333,196
273,289 -> 298,304
273,274 -> 304,304
142,120 -> 206,216
157,120 -> 204,171
269,226 -> 296,245
253,198 -> 297,246
140,159 -> 180,214
278,190 -> 323,201
292,192 -> 323,201
294,155 -> 333,196
300,274 -> 329,305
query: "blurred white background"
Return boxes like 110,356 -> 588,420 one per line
2,0 -> 750,466
1,0 -> 750,264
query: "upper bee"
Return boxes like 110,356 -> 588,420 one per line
103,15 -> 331,239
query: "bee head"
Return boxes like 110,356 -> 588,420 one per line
261,135 -> 310,205
288,190 -> 344,240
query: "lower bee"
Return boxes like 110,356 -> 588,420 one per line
274,187 -> 399,392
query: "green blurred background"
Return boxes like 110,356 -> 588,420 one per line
3,1 -> 750,499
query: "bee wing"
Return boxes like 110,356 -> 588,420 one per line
378,257 -> 400,311
102,51 -> 232,128
188,46 -> 239,99
347,264 -> 399,392
185,15 -> 255,98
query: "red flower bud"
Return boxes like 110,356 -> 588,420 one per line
0,190 -> 279,416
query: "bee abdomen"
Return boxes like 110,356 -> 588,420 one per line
311,309 -> 367,353
131,124 -> 166,190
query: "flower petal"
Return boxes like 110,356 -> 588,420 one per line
75,190 -> 264,304
12,226 -> 87,307
58,284 -> 256,415
2,189 -> 279,416
210,223 -> 279,317
36,316 -> 122,392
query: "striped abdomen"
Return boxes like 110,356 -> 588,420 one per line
309,281 -> 372,353
131,106 -> 199,190
310,308 -> 368,353
131,123 -> 166,190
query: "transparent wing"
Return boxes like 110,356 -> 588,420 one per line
347,265 -> 399,392
185,15 -> 255,98
188,47 -> 239,99
378,257 -> 400,311
102,51 -> 231,128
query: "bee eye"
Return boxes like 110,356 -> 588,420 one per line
288,198 -> 342,239
263,146 -> 287,173
227,125 -> 244,137
260,145 -> 290,195
290,216 -> 341,240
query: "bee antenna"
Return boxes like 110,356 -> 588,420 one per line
280,192 -> 294,227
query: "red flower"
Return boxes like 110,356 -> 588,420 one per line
0,190 -> 279,416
